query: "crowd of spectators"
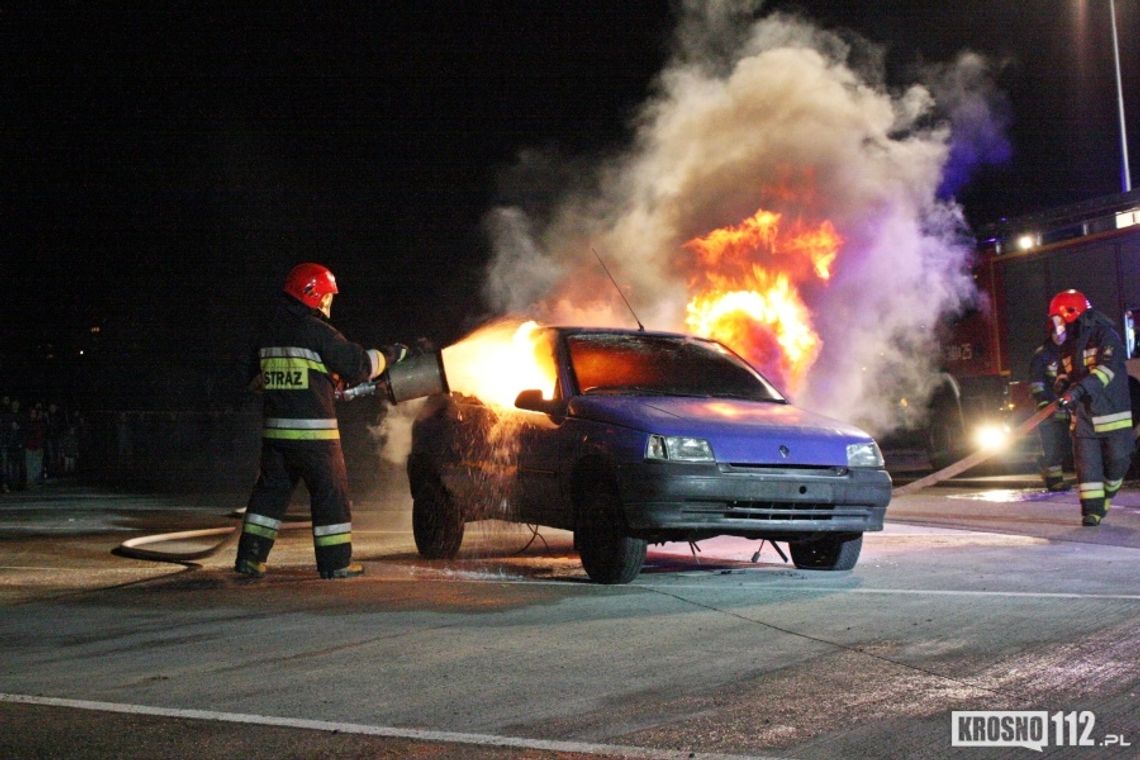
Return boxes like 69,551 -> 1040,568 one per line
1,395 -> 84,492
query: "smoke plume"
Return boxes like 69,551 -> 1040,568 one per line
481,2 -> 1009,434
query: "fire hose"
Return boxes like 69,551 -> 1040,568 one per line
116,524 -> 240,563
113,510 -> 313,566
892,400 -> 1059,496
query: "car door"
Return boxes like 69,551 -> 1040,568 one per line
512,407 -> 573,527
512,332 -> 576,528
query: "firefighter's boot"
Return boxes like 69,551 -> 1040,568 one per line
313,522 -> 354,578
1042,464 -> 1067,491
235,558 -> 267,577
1083,492 -> 1114,527
319,562 -> 364,579
1080,504 -> 1107,525
235,513 -> 280,578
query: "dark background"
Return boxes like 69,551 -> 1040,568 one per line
5,1 -> 1138,411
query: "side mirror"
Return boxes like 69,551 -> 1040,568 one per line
514,389 -> 563,415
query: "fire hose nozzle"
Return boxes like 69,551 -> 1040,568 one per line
336,351 -> 449,404
337,380 -> 388,402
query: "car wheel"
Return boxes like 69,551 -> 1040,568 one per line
790,533 -> 863,571
412,478 -> 464,559
576,485 -> 647,584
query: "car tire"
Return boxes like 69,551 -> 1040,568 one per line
576,485 -> 647,584
790,532 -> 862,571
412,478 -> 464,559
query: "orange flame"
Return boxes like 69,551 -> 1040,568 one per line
440,319 -> 558,408
682,206 -> 840,393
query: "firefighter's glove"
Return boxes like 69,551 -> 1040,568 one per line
1058,385 -> 1085,411
1053,376 -> 1070,395
382,343 -> 410,366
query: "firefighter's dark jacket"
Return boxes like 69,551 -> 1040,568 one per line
246,295 -> 382,443
1059,309 -> 1132,438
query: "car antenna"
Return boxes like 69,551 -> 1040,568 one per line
592,247 -> 645,331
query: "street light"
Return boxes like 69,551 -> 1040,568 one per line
1110,0 -> 1132,191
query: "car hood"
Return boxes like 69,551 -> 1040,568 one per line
568,395 -> 875,466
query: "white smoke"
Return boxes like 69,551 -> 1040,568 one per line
371,397 -> 425,465
481,1 -> 1008,434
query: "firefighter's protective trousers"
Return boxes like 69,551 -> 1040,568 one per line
239,440 -> 354,573
1059,311 -> 1134,520
1073,430 -> 1132,518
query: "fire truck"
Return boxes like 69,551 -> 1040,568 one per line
926,189 -> 1140,468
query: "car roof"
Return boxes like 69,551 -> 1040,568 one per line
551,326 -> 708,341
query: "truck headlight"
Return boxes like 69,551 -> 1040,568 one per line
846,441 -> 884,467
973,423 -> 1010,451
647,435 -> 715,462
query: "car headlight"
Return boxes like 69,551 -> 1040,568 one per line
646,435 -> 715,462
846,441 -> 884,468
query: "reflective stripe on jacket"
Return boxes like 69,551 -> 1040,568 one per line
1059,310 -> 1132,438
249,296 -> 382,443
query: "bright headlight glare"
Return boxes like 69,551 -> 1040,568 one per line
846,441 -> 884,467
974,423 -> 1010,451
646,435 -> 714,462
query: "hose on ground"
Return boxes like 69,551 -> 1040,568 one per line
113,510 -> 311,564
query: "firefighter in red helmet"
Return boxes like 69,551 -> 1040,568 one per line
1049,289 -> 1133,526
236,263 -> 407,578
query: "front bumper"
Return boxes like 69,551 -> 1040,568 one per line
616,461 -> 891,540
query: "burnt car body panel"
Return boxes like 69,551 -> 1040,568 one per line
408,327 -> 891,579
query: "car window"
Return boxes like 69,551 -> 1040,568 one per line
566,333 -> 784,402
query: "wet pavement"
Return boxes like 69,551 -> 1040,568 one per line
1,474 -> 1138,759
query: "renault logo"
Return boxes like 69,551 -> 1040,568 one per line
778,444 -> 790,458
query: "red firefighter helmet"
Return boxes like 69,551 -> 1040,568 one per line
1048,289 -> 1090,324
283,263 -> 338,309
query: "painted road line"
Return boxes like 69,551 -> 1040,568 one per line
0,693 -> 784,760
393,569 -> 1140,600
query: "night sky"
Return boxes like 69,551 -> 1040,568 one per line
5,1 -> 1138,408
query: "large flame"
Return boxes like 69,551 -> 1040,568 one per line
442,209 -> 840,408
682,206 -> 840,393
440,319 -> 558,408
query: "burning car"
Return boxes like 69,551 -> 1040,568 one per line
407,326 -> 891,583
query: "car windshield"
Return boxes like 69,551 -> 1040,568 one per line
566,333 -> 784,402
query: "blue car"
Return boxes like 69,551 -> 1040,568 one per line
408,327 -> 891,583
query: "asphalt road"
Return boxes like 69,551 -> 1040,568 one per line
1,473 -> 1137,760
